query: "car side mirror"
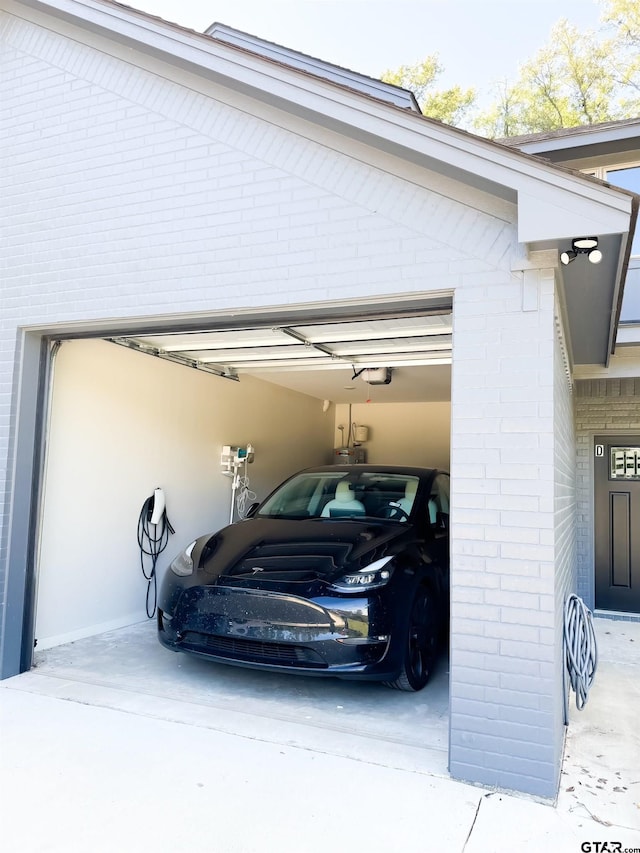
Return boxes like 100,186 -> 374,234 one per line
245,502 -> 260,518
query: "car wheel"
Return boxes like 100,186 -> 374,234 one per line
384,586 -> 439,692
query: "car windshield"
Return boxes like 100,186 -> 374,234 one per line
257,471 -> 420,521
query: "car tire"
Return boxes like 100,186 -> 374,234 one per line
384,585 -> 439,692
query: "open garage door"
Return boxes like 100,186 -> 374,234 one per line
34,298 -> 453,652
106,307 -> 453,403
23,297 -> 453,773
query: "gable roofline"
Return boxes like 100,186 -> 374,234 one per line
205,22 -> 422,113
501,117 -> 640,156
7,0 -> 634,245
4,0 -> 638,366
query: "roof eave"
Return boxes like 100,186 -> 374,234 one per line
9,0 -> 634,233
6,0 -> 637,370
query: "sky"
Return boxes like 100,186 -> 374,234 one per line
126,0 -> 604,102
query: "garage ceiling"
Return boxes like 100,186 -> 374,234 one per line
108,311 -> 452,404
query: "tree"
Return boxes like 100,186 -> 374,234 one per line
381,55 -> 476,127
602,0 -> 640,46
472,80 -> 524,140
380,0 -> 640,138
474,19 -> 621,138
601,0 -> 640,114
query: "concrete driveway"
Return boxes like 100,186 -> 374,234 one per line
0,617 -> 638,852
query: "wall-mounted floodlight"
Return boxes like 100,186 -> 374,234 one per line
560,237 -> 602,266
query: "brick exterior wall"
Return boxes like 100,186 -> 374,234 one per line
1,6 -> 576,797
448,268 -> 565,797
575,378 -> 640,608
553,310 -> 577,769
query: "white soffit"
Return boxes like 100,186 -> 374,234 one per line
517,185 -> 633,245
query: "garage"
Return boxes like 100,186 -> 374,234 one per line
2,0 -> 637,800
35,301 -> 452,648
27,299 -> 453,773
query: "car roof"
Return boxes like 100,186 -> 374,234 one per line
296,465 -> 443,478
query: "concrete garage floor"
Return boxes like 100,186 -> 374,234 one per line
1,618 -> 638,852
28,619 -> 450,775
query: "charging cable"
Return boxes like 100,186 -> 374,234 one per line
137,492 -> 175,618
563,593 -> 598,724
235,457 -> 257,519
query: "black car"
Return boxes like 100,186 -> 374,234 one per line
158,465 -> 450,691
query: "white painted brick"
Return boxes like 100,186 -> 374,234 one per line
500,544 -> 555,562
484,589 -> 541,609
485,495 -> 539,513
451,634 -> 500,653
500,510 -> 551,528
485,558 -> 545,577
486,463 -> 542,481
451,587 -> 486,605
501,606 -> 554,628
454,493 -> 488,510
485,525 -> 540,543
0,11 -> 582,799
453,665 -> 501,688
454,524 -> 492,541
499,640 -> 554,662
454,508 -> 501,526
454,555 -> 492,571
499,581 -> 548,606
452,540 -> 500,558
500,417 -> 551,433
454,446 -> 501,463
500,479 -> 554,498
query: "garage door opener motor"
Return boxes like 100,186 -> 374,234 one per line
137,487 -> 175,618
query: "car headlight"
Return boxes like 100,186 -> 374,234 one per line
330,555 -> 395,593
170,541 -> 196,577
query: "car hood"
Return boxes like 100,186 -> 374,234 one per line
195,517 -> 411,583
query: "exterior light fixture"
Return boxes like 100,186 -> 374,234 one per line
560,237 -> 602,266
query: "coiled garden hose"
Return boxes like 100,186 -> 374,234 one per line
563,593 -> 598,724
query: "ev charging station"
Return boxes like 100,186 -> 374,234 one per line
221,444 -> 256,523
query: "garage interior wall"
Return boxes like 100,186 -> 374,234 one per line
334,402 -> 451,470
35,338 -> 336,649
35,339 -> 453,649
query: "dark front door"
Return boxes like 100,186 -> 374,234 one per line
594,435 -> 640,612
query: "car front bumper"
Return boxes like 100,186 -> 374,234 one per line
157,584 -> 402,680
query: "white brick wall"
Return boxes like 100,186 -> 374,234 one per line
552,303 -> 577,774
448,267 -> 563,797
1,7 -> 573,797
0,12 -> 513,322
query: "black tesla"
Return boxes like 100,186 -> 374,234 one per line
158,465 -> 450,691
